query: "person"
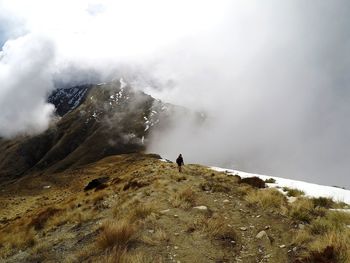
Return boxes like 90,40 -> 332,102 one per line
176,154 -> 184,172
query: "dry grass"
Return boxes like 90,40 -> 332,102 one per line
199,175 -> 235,193
289,198 -> 315,223
43,199 -> 96,228
29,206 -> 62,230
113,201 -> 156,222
293,210 -> 350,262
311,196 -> 335,208
308,230 -> 350,263
265,178 -> 276,183
153,178 -> 169,189
202,216 -> 238,246
289,197 -> 328,224
185,215 -> 207,233
96,219 -> 137,250
310,211 -> 350,234
91,191 -> 109,210
292,229 -> 313,246
128,203 -> 155,222
66,244 -> 96,262
170,187 -> 196,209
235,184 -> 253,196
245,188 -> 287,211
100,247 -> 149,263
282,187 -> 305,197
141,228 -> 169,246
0,226 -> 36,258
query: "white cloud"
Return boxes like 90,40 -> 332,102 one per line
0,34 -> 55,137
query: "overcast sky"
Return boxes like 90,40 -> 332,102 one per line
0,0 -> 349,188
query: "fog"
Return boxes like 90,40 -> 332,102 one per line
0,34 -> 55,137
0,0 -> 349,187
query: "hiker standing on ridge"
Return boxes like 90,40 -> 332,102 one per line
176,154 -> 184,172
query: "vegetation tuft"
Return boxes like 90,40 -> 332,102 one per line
97,220 -> 137,251
282,187 -> 305,197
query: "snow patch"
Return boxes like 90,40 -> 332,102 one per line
211,167 -> 350,204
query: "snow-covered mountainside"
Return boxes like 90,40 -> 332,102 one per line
211,167 -> 350,205
48,84 -> 92,116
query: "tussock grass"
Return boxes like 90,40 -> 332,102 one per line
235,184 -> 253,196
199,181 -> 231,193
101,247 -> 149,263
245,188 -> 287,210
201,215 -> 238,246
292,229 -> 313,246
185,215 -> 207,233
96,220 -> 137,250
170,187 -> 196,209
141,228 -> 169,246
308,230 -> 350,263
309,217 -> 334,235
47,209 -> 94,228
289,198 -> 315,223
66,244 -> 96,262
310,211 -> 350,235
293,210 -> 350,262
200,172 -> 239,193
0,226 -> 36,258
113,200 -> 156,222
289,198 -> 327,223
92,191 -> 107,206
128,203 -> 155,222
29,207 -> 62,230
311,196 -> 335,209
282,187 -> 305,197
265,178 -> 276,183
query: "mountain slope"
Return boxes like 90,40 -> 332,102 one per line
0,80 -> 194,183
0,153 -> 349,262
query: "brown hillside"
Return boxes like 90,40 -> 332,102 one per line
1,154 -> 349,262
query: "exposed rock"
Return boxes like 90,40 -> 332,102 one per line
84,177 -> 109,191
239,177 -> 266,188
239,227 -> 247,231
279,244 -> 286,248
193,205 -> 208,210
256,231 -> 268,239
223,199 -> 230,203
160,209 -> 170,214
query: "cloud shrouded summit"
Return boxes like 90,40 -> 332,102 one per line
0,0 -> 350,188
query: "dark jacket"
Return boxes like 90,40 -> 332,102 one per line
176,156 -> 184,166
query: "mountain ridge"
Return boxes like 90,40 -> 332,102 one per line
0,79 -> 197,184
